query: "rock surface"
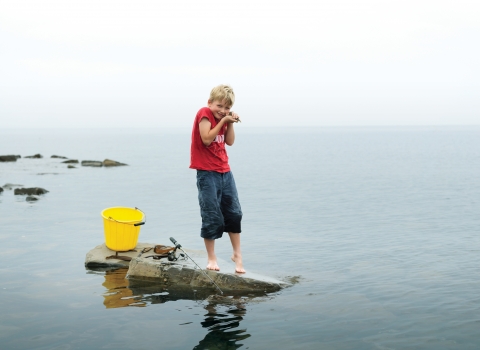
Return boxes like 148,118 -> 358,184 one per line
14,187 -> 49,195
2,183 -> 23,190
103,159 -> 127,167
24,154 -> 43,158
62,159 -> 78,164
82,160 -> 103,167
85,243 -> 288,293
0,155 -> 18,162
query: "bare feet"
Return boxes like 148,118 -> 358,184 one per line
231,255 -> 246,274
206,259 -> 220,271
204,238 -> 219,271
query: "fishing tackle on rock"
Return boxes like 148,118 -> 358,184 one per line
144,245 -> 185,261
170,237 -> 223,295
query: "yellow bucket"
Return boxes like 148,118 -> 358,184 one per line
101,207 -> 146,251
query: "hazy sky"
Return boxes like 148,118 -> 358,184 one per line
1,0 -> 479,128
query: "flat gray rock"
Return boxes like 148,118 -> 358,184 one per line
103,159 -> 127,166
81,160 -> 103,167
85,242 -> 288,293
24,154 -> 43,158
14,187 -> 49,195
2,183 -> 23,190
0,155 -> 18,162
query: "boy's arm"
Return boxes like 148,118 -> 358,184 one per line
199,114 -> 239,146
224,114 -> 238,146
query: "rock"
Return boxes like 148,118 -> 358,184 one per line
14,187 -> 49,195
24,154 -> 43,159
0,187 -> 3,193
51,155 -> 68,159
62,159 -> 78,164
85,243 -> 289,293
0,155 -> 18,162
67,165 -> 76,169
2,183 -> 23,190
103,159 -> 128,167
81,160 -> 103,167
26,196 -> 38,202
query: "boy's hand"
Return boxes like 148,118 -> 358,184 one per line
226,112 -> 241,123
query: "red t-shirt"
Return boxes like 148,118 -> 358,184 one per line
190,107 -> 230,173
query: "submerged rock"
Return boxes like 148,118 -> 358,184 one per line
2,183 -> 23,190
0,155 -> 18,162
51,155 -> 68,159
82,160 -> 103,167
62,159 -> 78,164
103,159 -> 127,167
85,243 -> 289,293
14,187 -> 49,195
24,154 -> 43,159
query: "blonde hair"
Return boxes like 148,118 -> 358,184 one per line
209,84 -> 235,106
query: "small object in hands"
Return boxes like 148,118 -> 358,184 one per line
228,112 -> 241,123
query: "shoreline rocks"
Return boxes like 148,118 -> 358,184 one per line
14,187 -> 49,195
103,159 -> 127,167
3,183 -> 23,190
81,160 -> 103,167
81,159 -> 128,167
0,155 -> 19,162
24,154 -> 43,159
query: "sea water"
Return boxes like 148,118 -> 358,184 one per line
1,126 -> 479,349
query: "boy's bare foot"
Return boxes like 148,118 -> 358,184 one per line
231,256 -> 246,274
206,260 -> 220,271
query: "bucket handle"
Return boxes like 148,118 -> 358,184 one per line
107,207 -> 146,226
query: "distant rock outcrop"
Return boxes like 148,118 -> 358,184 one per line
67,165 -> 76,169
51,155 -> 68,159
0,155 -> 19,162
24,154 -> 43,159
2,183 -> 23,190
0,187 -> 3,193
81,160 -> 103,167
103,159 -> 128,167
14,187 -> 49,195
62,159 -> 79,164
26,196 -> 38,202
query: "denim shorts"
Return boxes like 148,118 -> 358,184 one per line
196,170 -> 243,239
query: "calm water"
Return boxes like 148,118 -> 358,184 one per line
1,126 -> 480,349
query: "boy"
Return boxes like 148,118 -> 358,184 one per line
190,84 -> 245,273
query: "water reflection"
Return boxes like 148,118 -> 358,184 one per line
101,268 -> 146,308
92,267 -> 254,348
193,299 -> 250,350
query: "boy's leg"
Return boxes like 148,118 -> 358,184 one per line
204,238 -> 219,271
197,170 -> 224,270
228,232 -> 245,273
221,172 -> 245,273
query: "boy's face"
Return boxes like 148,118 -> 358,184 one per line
208,99 -> 232,120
